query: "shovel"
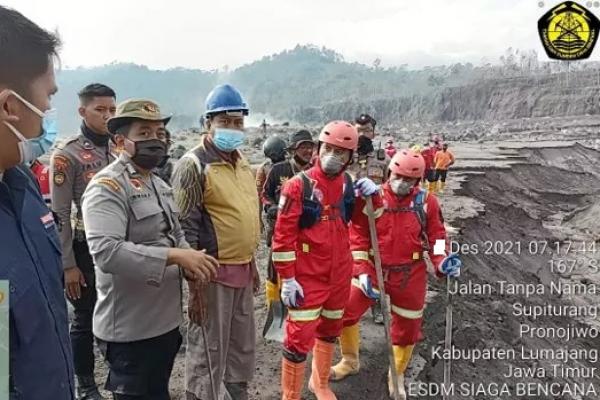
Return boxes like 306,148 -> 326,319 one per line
262,249 -> 287,342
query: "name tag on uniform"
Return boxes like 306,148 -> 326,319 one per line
40,212 -> 55,230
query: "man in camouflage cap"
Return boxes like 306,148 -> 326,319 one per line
82,99 -> 219,400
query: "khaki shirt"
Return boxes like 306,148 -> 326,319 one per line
81,153 -> 190,342
50,132 -> 115,269
347,150 -> 390,184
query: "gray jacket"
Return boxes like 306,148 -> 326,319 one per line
81,152 -> 189,342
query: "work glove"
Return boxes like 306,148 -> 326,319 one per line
281,277 -> 304,308
438,253 -> 462,278
354,177 -> 379,197
358,274 -> 380,300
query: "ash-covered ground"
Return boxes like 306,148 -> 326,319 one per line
89,116 -> 600,399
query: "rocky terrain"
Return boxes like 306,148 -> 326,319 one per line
83,114 -> 600,399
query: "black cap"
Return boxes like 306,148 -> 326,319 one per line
288,130 -> 314,149
355,113 -> 376,127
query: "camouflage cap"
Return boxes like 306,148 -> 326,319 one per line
107,99 -> 172,134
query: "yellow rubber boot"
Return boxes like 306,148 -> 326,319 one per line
282,358 -> 306,400
388,345 -> 414,400
265,280 -> 279,309
431,181 -> 438,193
308,339 -> 337,399
330,324 -> 360,381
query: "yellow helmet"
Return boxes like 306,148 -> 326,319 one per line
410,144 -> 422,153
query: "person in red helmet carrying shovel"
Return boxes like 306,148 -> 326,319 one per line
330,149 -> 461,399
271,121 -> 382,400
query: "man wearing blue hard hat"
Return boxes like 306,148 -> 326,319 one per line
172,84 -> 260,400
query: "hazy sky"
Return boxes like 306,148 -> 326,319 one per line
4,0 -> 600,70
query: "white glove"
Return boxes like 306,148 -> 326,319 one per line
358,274 -> 380,299
354,177 -> 379,197
281,277 -> 304,308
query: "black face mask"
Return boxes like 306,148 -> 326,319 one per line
129,139 -> 168,170
357,135 -> 374,156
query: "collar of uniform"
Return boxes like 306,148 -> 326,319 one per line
80,122 -> 110,148
117,152 -> 149,178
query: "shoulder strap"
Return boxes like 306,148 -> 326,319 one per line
300,171 -> 313,201
413,189 -> 429,250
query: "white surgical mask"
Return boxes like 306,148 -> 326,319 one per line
390,178 -> 415,196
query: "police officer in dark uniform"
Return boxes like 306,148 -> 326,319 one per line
348,114 -> 389,324
50,83 -> 117,400
0,6 -> 74,398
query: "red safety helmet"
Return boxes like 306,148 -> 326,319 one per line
389,149 -> 425,178
319,121 -> 358,151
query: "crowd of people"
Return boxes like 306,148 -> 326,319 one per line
0,5 -> 462,400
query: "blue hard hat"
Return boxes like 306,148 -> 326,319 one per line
205,84 -> 249,116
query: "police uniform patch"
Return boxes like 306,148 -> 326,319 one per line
85,171 -> 96,182
97,177 -> 121,192
53,155 -> 70,172
54,172 -> 65,186
129,178 -> 144,191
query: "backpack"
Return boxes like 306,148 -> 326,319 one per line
384,189 -> 430,251
298,171 -> 355,229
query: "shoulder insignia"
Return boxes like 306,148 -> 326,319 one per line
96,177 -> 121,192
81,151 -> 94,161
55,135 -> 79,150
52,155 -> 71,172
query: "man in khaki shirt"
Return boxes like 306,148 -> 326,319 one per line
82,99 -> 218,400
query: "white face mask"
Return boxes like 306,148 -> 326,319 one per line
320,154 -> 345,175
390,178 -> 416,196
2,91 -> 58,165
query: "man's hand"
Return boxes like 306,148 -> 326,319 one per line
354,177 -> 379,197
169,248 -> 219,283
281,277 -> 304,308
358,274 -> 380,300
64,266 -> 86,300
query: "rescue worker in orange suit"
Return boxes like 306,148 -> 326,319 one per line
271,121 -> 382,400
433,142 -> 455,193
330,149 -> 462,399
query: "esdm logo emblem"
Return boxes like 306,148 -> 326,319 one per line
538,1 -> 600,60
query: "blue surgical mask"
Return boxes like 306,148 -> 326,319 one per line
213,128 -> 245,152
2,91 -> 58,165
